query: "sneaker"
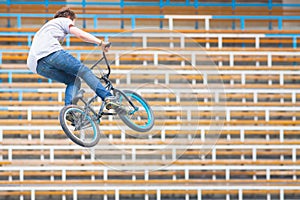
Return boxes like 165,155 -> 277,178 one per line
104,96 -> 119,110
105,96 -> 129,115
66,112 -> 75,126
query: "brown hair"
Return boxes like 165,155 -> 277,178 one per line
54,7 -> 76,20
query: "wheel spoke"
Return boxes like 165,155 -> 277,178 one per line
80,130 -> 85,140
116,90 -> 154,132
60,105 -> 100,147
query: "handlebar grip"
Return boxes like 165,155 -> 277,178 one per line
105,42 -> 111,48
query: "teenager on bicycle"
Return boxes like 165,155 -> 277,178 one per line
27,7 -> 116,108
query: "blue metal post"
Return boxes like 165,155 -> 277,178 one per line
194,0 -> 199,29
27,35 -> 31,47
131,17 -> 136,29
7,18 -> 11,27
159,0 -> 164,8
82,0 -> 86,9
120,0 -> 124,29
241,10 -> 245,48
195,15 -> 198,30
18,91 -> 23,102
159,18 -> 163,29
268,21 -> 272,30
268,0 -> 273,30
293,37 -> 297,49
293,36 -> 297,66
82,0 -> 87,28
6,0 -> 11,28
232,0 -> 236,10
66,36 -> 70,47
278,18 -> 282,30
8,72 -> 12,84
232,21 -> 236,30
159,0 -> 164,29
93,17 -> 98,29
194,0 -> 198,8
232,0 -> 236,30
240,18 -> 245,30
17,16 -> 21,28
278,40 -> 282,48
268,0 -> 273,10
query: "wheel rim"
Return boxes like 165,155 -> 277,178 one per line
122,93 -> 153,129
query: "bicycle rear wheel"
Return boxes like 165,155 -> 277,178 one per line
59,105 -> 100,147
115,89 -> 154,132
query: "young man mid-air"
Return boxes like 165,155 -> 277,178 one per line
27,7 -> 117,110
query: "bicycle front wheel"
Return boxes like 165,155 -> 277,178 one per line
59,105 -> 100,147
115,89 -> 155,132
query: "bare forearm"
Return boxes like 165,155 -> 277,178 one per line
70,26 -> 102,45
69,26 -> 110,52
78,31 -> 102,45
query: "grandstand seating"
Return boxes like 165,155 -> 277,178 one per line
0,0 -> 300,199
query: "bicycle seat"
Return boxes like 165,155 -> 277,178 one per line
72,89 -> 85,105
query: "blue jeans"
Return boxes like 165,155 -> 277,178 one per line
36,50 -> 112,105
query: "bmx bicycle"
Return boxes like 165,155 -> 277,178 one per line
59,45 -> 155,147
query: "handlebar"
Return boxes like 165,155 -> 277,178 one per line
102,49 -> 111,78
104,42 -> 112,49
90,42 -> 112,80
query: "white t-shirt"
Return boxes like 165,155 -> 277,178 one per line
27,17 -> 74,73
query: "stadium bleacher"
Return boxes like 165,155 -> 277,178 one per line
0,0 -> 300,199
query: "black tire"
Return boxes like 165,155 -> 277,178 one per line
114,89 -> 155,132
59,105 -> 100,147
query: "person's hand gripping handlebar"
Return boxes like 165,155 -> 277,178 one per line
100,41 -> 111,52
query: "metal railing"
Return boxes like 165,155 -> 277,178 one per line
1,0 -> 300,9
1,13 -> 300,30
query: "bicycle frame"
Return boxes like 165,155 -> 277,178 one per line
75,51 -> 138,122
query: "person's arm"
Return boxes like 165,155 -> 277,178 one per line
70,26 -> 110,51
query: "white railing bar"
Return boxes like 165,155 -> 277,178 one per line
3,165 -> 300,172
0,185 -> 298,191
108,50 -> 300,56
0,144 -> 299,151
3,88 -> 300,94
3,106 -> 300,112
131,33 -> 266,38
1,125 -> 300,131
